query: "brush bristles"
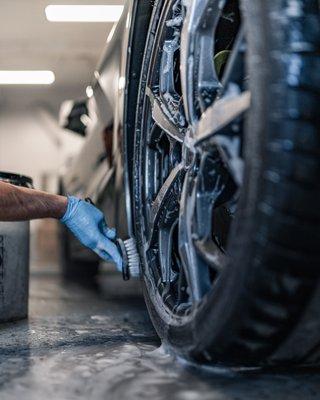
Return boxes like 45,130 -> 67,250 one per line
123,238 -> 140,277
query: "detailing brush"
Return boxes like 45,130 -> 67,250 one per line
84,198 -> 140,281
116,238 -> 140,280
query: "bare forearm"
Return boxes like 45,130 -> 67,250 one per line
0,181 -> 68,221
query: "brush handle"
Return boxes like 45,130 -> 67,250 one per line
116,239 -> 130,281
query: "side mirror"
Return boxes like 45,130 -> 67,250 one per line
59,99 -> 89,136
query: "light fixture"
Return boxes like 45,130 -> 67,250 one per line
0,71 -> 55,85
86,85 -> 93,98
45,5 -> 124,22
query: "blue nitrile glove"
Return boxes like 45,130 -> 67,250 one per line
60,196 -> 122,271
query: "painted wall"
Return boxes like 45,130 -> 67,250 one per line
0,106 -> 83,191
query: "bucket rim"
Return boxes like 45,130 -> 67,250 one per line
0,171 -> 33,185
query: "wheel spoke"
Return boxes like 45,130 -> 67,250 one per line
151,164 -> 183,222
147,163 -> 185,247
181,0 -> 227,124
158,221 -> 178,283
178,171 -> 212,302
159,5 -> 185,129
194,90 -> 251,145
192,152 -> 232,272
220,27 -> 245,94
146,87 -> 184,143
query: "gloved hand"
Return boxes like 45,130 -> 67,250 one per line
60,196 -> 122,271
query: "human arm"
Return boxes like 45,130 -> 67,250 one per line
0,181 -> 122,270
0,181 -> 67,221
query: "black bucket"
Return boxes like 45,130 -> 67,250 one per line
0,172 -> 33,323
0,171 -> 33,188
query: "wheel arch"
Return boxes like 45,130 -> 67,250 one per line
123,0 -> 155,236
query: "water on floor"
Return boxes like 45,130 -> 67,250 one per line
0,265 -> 319,400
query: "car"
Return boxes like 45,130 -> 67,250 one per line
59,0 -> 320,367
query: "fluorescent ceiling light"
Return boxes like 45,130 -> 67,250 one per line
45,5 -> 124,22
0,71 -> 55,85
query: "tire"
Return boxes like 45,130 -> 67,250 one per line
133,0 -> 320,366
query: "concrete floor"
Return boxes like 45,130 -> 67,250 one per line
0,267 -> 320,400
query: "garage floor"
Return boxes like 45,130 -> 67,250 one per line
0,266 -> 319,400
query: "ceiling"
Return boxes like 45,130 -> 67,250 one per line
0,0 -> 124,114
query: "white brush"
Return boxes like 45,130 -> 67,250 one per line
83,199 -> 140,279
116,238 -> 140,280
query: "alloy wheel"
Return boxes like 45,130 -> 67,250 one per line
136,0 -> 250,318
